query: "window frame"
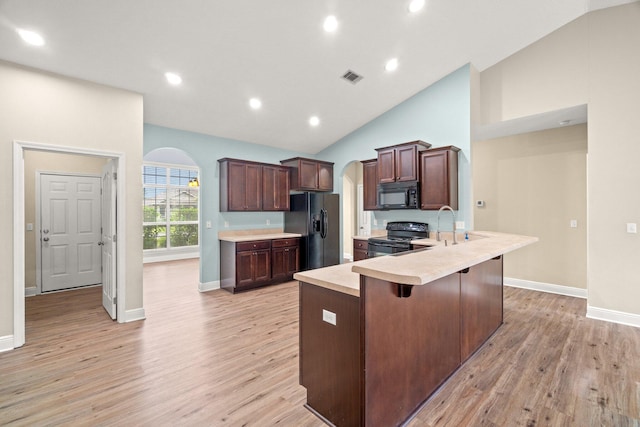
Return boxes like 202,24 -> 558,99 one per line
143,161 -> 200,254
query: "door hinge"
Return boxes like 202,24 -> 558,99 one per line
113,296 -> 117,305
113,234 -> 117,242
113,172 -> 117,180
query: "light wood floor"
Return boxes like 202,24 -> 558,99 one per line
1,259 -> 638,426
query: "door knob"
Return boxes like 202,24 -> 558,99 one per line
43,237 -> 49,242
98,242 -> 104,246
43,229 -> 49,234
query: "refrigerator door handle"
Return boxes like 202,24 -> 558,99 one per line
320,209 -> 328,239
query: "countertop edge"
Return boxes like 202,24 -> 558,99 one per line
219,232 -> 302,242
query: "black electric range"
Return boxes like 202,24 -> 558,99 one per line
367,221 -> 429,257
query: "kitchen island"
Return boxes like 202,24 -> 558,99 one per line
295,231 -> 537,427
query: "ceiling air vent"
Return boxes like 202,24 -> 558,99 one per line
342,70 -> 363,84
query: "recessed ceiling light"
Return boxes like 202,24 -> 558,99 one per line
249,98 -> 262,110
309,116 -> 320,127
385,58 -> 399,72
323,15 -> 338,32
165,72 -> 182,85
408,0 -> 425,13
17,28 -> 45,46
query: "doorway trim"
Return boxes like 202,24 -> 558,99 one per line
13,140 -> 127,348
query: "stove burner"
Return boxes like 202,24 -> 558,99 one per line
367,221 -> 429,257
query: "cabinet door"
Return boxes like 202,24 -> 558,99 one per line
420,149 -> 458,210
285,245 -> 300,276
377,148 -> 396,183
271,247 -> 287,280
245,163 -> 262,211
227,161 -> 248,211
299,159 -> 319,189
353,239 -> 368,261
253,249 -> 271,284
396,145 -> 418,181
262,165 -> 290,211
362,160 -> 378,210
317,163 -> 333,191
236,250 -> 256,287
227,161 -> 262,211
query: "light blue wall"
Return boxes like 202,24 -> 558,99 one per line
143,64 -> 471,284
143,125 -> 304,285
317,64 -> 472,239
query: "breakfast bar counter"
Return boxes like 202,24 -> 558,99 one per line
295,231 -> 537,427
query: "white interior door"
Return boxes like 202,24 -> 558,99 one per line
357,184 -> 371,236
101,160 -> 117,319
41,174 -> 102,292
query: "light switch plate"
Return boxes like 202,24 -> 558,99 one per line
322,309 -> 337,326
455,221 -> 465,230
570,219 -> 578,228
627,223 -> 637,234
206,220 -> 212,229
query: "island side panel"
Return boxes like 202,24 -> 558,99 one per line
299,282 -> 361,426
361,275 -> 461,427
460,256 -> 504,362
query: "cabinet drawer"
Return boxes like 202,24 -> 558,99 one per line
272,237 -> 300,248
354,240 -> 368,250
236,240 -> 271,252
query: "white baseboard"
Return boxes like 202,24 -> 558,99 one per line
0,335 -> 15,353
199,280 -> 220,292
586,305 -> 640,328
143,252 -> 199,264
123,308 -> 146,322
343,252 -> 353,262
505,277 -> 588,299
25,286 -> 37,297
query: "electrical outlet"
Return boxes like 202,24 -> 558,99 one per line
570,219 -> 578,228
224,221 -> 229,228
206,220 -> 212,229
383,220 -> 388,226
455,221 -> 465,230
266,219 -> 270,225
627,223 -> 637,234
322,309 -> 337,326
373,219 -> 378,226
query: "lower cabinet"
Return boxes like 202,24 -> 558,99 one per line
299,256 -> 504,426
353,239 -> 368,261
271,238 -> 300,281
220,237 -> 300,293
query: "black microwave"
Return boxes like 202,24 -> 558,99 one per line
377,182 -> 419,210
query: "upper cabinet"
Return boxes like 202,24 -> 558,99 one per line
262,164 -> 290,211
361,159 -> 378,211
376,141 -> 431,183
419,146 -> 460,210
219,158 -> 290,212
280,157 -> 334,192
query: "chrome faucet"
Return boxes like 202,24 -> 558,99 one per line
436,205 -> 457,245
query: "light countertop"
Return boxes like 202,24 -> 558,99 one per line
219,232 -> 301,242
295,231 -> 537,296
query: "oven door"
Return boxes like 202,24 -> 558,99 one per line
367,241 -> 409,257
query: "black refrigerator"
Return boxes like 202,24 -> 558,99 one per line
285,192 -> 340,271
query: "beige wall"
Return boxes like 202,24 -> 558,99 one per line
473,125 -> 587,288
23,151 -> 107,289
478,2 -> 640,315
0,61 -> 143,338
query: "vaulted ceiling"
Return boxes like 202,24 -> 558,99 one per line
0,0 -> 635,153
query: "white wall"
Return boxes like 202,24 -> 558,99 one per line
0,61 -> 144,342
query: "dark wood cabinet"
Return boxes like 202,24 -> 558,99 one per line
460,255 -> 503,361
376,140 -> 431,184
234,240 -> 271,288
219,158 -> 290,212
300,257 -> 504,426
361,159 -> 378,210
220,237 -> 300,293
280,157 -> 334,192
262,165 -> 290,211
419,146 -> 460,210
353,239 -> 368,261
271,238 -> 300,281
